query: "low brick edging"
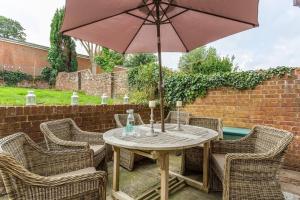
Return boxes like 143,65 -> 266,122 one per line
0,105 -> 160,142
183,68 -> 300,171
0,104 -> 161,195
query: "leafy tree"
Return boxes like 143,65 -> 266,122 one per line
48,8 -> 77,82
178,47 -> 234,75
128,62 -> 173,100
0,16 -> 26,41
124,53 -> 157,68
125,53 -> 158,89
94,47 -> 124,72
41,66 -> 57,86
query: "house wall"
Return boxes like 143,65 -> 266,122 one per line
0,38 -> 99,76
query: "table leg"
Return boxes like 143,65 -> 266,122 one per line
113,146 -> 120,192
203,142 -> 210,192
159,151 -> 169,200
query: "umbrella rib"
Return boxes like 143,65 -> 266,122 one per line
62,3 -> 154,33
161,9 -> 188,23
159,4 -> 189,52
126,12 -> 155,24
161,2 -> 258,27
143,0 -> 157,22
123,4 -> 155,53
159,0 -> 175,21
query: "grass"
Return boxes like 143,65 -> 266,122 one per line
0,86 -> 120,106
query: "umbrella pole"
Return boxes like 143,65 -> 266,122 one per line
155,0 -> 165,132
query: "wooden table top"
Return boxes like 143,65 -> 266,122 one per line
103,123 -> 219,151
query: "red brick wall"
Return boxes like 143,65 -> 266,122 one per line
0,39 -> 94,76
0,105 -> 160,142
183,69 -> 300,171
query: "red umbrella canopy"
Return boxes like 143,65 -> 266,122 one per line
61,0 -> 259,54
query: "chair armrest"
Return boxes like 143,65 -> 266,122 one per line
70,120 -> 105,145
73,130 -> 105,145
0,155 -> 106,199
211,134 -> 254,154
41,123 -> 89,151
22,139 -> 94,175
29,149 -> 94,176
225,152 -> 281,169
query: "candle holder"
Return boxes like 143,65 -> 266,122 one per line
147,101 -> 157,136
175,101 -> 183,131
26,91 -> 36,106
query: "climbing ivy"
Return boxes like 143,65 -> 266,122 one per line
164,66 -> 294,105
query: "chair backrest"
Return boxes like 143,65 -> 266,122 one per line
114,113 -> 144,128
165,111 -> 190,125
251,126 -> 294,154
0,133 -> 30,169
189,116 -> 223,139
40,118 -> 73,141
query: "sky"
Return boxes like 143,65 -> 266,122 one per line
0,0 -> 300,70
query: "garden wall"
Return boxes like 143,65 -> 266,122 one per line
0,105 -> 159,142
56,69 -> 128,97
0,104 -> 160,194
183,69 -> 300,171
0,37 -> 93,76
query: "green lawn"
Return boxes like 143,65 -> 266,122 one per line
0,87 -> 119,106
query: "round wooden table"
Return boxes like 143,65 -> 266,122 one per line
103,123 -> 219,200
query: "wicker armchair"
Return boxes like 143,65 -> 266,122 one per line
164,111 -> 190,124
40,118 -> 108,170
210,125 -> 293,200
0,132 -> 106,200
114,113 -> 146,171
181,116 -> 223,174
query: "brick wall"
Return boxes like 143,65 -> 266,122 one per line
0,38 -> 99,76
56,69 -> 129,97
0,104 -> 160,194
0,105 -> 159,142
183,69 -> 300,171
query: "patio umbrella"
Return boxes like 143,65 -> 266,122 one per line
61,0 -> 259,132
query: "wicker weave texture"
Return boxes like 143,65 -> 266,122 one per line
0,133 -> 106,200
181,116 -> 223,174
114,113 -> 145,171
211,125 -> 294,200
40,118 -> 108,169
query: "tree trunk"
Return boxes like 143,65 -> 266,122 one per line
91,61 -> 97,74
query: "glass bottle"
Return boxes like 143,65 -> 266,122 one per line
126,109 -> 135,135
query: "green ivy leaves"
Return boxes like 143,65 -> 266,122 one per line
164,66 -> 294,105
0,70 -> 33,86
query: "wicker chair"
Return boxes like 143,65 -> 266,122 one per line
0,132 -> 106,200
181,116 -> 223,174
114,113 -> 146,171
40,118 -> 108,170
164,111 -> 190,124
210,125 -> 293,200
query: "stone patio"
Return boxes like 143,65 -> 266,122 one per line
105,154 -> 300,200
